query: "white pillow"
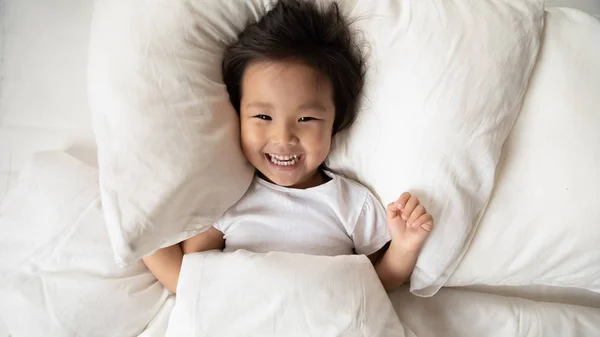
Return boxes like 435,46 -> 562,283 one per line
326,0 -> 544,296
0,151 -> 168,336
87,0 -> 257,266
167,251 -> 414,337
446,9 -> 600,292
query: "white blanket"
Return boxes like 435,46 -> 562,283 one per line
166,251 -> 414,337
148,286 -> 600,337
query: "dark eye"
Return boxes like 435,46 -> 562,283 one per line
254,114 -> 272,121
298,117 -> 317,122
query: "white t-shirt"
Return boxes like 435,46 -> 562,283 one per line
214,170 -> 391,256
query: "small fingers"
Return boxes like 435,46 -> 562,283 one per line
412,213 -> 433,231
407,205 -> 425,226
386,202 -> 400,219
395,192 -> 412,211
402,196 -> 419,220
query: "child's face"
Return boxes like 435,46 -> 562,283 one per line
239,60 -> 335,188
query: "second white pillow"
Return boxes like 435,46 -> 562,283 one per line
327,0 -> 544,295
447,8 -> 600,293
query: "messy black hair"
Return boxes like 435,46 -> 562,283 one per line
222,0 -> 366,135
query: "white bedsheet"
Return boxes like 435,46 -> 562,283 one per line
138,296 -> 176,337
391,287 -> 600,337
0,0 -> 97,204
547,0 -> 600,15
0,320 -> 6,337
2,1 -> 600,337
465,285 -> 600,310
140,286 -> 600,337
0,2 -> 97,336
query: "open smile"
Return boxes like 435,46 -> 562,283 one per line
265,153 -> 303,167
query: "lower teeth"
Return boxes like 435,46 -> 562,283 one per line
275,160 -> 295,166
268,155 -> 299,166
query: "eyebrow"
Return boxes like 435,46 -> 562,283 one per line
245,101 -> 273,109
245,101 -> 328,113
298,102 -> 328,113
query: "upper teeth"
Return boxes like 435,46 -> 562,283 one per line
268,154 -> 299,166
270,154 -> 298,160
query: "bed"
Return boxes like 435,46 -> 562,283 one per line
1,0 -> 600,336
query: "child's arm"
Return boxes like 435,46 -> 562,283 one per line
143,227 -> 225,293
181,226 -> 225,254
370,192 -> 433,292
142,244 -> 184,293
371,243 -> 420,292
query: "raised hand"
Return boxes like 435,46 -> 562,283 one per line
386,192 -> 434,254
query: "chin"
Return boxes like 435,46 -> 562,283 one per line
266,174 -> 300,187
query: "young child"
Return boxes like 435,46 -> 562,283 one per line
143,0 -> 434,294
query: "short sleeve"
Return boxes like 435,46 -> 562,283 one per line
212,213 -> 227,234
351,191 -> 391,256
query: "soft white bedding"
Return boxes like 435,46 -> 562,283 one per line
0,0 -> 97,204
2,0 -> 600,337
446,7 -> 600,293
326,0 -> 543,296
167,251 -> 409,336
140,286 -> 600,337
138,296 -> 176,337
465,285 -> 600,309
0,152 -> 169,337
0,3 -> 104,336
547,0 -> 600,15
391,287 -> 600,337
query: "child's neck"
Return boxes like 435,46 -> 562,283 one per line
294,169 -> 329,189
258,169 -> 330,189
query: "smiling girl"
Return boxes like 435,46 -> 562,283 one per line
143,0 -> 434,294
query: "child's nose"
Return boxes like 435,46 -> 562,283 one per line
272,125 -> 298,145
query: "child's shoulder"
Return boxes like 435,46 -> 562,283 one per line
326,171 -> 387,223
326,170 -> 377,200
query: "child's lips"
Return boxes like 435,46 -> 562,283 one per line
264,153 -> 303,169
266,153 -> 301,161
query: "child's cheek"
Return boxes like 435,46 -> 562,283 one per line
313,129 -> 332,162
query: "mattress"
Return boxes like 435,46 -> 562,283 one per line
1,0 -> 599,336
